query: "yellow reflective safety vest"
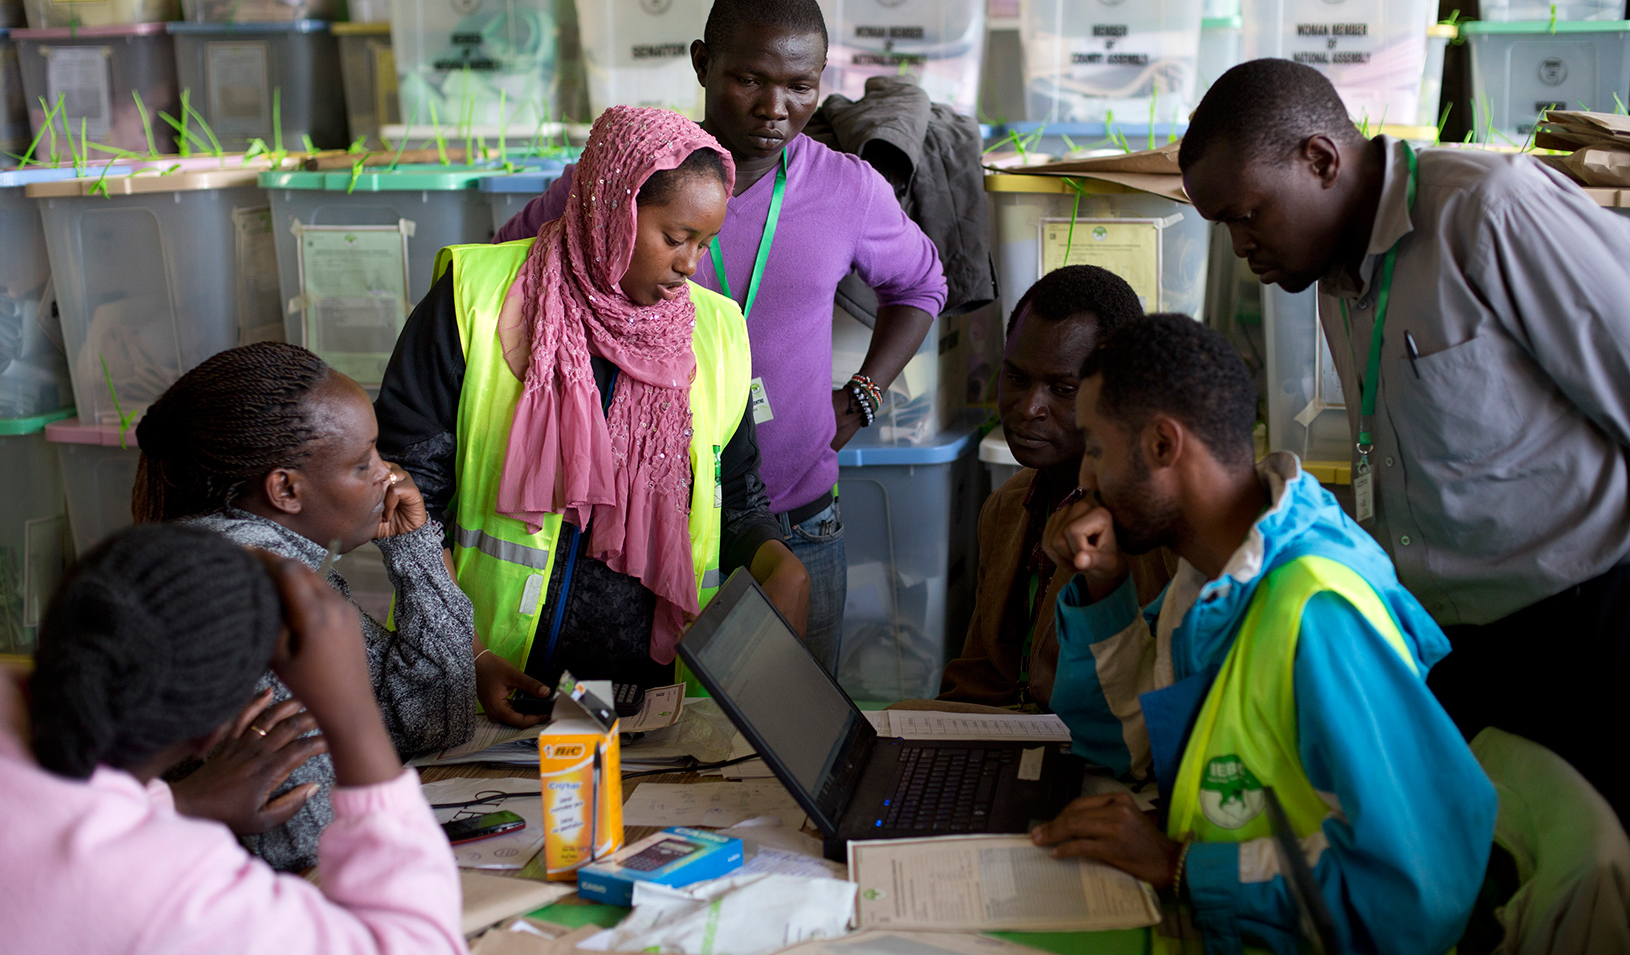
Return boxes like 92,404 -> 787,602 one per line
1167,555 -> 1418,844
433,240 -> 752,668
1155,556 -> 1420,954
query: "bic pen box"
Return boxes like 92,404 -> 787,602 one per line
538,685 -> 623,881
575,827 -> 744,906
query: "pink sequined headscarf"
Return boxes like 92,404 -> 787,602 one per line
496,106 -> 735,664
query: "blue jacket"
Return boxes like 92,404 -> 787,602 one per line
1051,455 -> 1496,955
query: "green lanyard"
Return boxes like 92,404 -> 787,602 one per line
710,149 -> 787,322
1341,141 -> 1418,467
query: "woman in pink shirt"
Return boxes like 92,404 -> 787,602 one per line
0,524 -> 466,955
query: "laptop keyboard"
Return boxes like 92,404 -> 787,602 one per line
882,747 -> 1016,831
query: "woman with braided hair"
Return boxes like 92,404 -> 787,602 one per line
131,340 -> 536,871
374,106 -> 808,697
1,524 -> 464,953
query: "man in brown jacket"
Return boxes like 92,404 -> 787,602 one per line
939,266 -> 1173,709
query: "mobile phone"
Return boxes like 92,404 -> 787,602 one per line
441,810 -> 525,845
508,690 -> 551,715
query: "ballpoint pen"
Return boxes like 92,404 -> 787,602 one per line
1404,331 -> 1422,379
589,741 -> 602,862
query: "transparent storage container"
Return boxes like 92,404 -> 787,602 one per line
390,0 -> 558,133
181,0 -> 338,23
260,164 -> 500,387
1,29 -> 29,161
168,20 -> 347,152
835,414 -> 983,703
978,425 -> 1022,492
1480,0 -> 1625,21
1417,22 -> 1454,127
44,418 -> 137,557
575,0 -> 706,119
15,23 -> 181,157
335,22 -> 398,149
818,0 -> 986,117
1262,283 -> 1350,465
0,412 -> 72,656
1020,0 -> 1203,125
1463,20 -> 1630,143
347,0 -> 389,21
477,161 -> 563,232
987,172 -> 1211,326
831,305 -> 968,446
1241,0 -> 1437,129
21,0 -> 175,29
27,167 -> 285,427
0,169 -> 87,419
1196,14 -> 1241,101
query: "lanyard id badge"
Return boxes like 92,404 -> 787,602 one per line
748,376 -> 773,424
1340,141 -> 1418,524
710,149 -> 787,323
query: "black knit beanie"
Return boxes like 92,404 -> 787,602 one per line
30,524 -> 283,779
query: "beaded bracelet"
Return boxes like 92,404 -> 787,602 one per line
843,380 -> 877,427
849,373 -> 884,411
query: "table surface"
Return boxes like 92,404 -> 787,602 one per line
420,763 -> 1150,955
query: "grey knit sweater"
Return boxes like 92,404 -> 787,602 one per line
184,509 -> 477,871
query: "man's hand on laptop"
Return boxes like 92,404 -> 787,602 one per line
1030,792 -> 1182,889
1041,496 -> 1130,603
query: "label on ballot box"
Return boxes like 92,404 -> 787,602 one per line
538,676 -> 624,880
576,827 -> 744,906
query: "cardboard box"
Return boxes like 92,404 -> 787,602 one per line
576,827 -> 744,906
537,682 -> 623,881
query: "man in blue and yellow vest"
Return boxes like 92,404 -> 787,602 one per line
1031,314 -> 1495,954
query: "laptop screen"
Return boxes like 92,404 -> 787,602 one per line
683,577 -> 861,797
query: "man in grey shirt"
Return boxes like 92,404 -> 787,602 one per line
1180,59 -> 1630,821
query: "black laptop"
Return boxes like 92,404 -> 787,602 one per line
677,569 -> 1085,861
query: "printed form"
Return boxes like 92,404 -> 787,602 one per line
848,834 -> 1161,932
886,711 -> 1071,742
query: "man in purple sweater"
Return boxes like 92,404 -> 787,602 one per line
494,0 -> 948,673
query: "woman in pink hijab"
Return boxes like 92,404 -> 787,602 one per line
375,106 -> 809,716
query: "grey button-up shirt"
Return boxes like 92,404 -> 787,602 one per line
1318,136 -> 1630,626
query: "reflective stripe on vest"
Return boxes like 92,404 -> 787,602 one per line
434,241 -> 752,668
453,522 -> 551,571
1166,555 -> 1418,848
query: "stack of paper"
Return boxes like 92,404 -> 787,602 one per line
411,724 -> 548,767
409,685 -> 686,768
1536,111 -> 1630,187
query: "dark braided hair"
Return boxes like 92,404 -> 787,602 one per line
132,342 -> 333,523
30,524 -> 282,779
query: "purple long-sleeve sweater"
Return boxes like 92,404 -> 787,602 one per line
494,134 -> 947,514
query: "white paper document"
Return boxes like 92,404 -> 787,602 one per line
410,722 -> 546,767
847,834 -> 1162,932
622,779 -> 806,828
579,873 -> 856,955
774,930 -> 1060,955
886,711 -> 1071,742
619,683 -> 685,733
422,777 -> 544,870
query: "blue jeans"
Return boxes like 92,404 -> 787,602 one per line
777,499 -> 846,674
